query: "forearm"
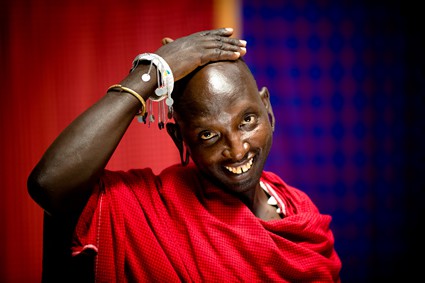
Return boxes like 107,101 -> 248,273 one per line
28,64 -> 155,216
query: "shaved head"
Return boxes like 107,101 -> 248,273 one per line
172,59 -> 259,123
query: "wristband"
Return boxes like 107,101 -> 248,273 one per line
131,53 -> 174,129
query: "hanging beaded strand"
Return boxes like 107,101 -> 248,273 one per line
149,99 -> 154,127
130,53 -> 174,129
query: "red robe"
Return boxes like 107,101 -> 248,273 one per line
72,163 -> 341,282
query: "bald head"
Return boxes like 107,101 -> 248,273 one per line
172,59 -> 260,122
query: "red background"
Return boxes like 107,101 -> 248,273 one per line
3,0 -> 422,282
0,0 -> 232,281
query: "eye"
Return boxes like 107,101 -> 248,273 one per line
241,114 -> 257,126
199,131 -> 218,140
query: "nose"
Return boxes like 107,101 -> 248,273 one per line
222,134 -> 250,161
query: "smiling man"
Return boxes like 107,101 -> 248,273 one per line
168,60 -> 274,215
28,28 -> 341,282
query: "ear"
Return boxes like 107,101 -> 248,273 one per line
259,87 -> 275,132
166,122 -> 190,166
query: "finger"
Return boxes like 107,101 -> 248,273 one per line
198,27 -> 234,37
217,36 -> 247,47
213,44 -> 247,56
200,49 -> 245,66
202,38 -> 247,55
196,29 -> 246,49
162,37 -> 174,45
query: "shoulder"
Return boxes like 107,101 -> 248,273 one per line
159,162 -> 199,181
158,163 -> 201,194
98,163 -> 199,192
100,167 -> 156,187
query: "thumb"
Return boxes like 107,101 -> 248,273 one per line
162,37 -> 174,45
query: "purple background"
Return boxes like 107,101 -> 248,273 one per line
242,0 -> 424,281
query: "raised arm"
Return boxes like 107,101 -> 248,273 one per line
27,28 -> 247,217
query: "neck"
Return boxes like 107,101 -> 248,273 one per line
240,184 -> 266,215
240,183 -> 281,221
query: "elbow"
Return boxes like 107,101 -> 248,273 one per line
27,165 -> 95,218
27,167 -> 55,215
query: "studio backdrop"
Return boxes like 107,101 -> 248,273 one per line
1,0 -> 423,282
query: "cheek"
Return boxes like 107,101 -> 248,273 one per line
245,124 -> 272,147
263,128 -> 273,148
188,146 -> 220,168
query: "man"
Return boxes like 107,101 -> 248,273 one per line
28,28 -> 341,282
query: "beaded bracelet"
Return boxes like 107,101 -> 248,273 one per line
107,84 -> 146,117
131,53 -> 174,129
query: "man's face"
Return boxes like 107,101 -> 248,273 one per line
176,61 -> 273,195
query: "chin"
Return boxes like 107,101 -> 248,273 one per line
231,177 -> 261,194
221,166 -> 264,194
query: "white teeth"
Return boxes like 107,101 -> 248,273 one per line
224,158 -> 253,175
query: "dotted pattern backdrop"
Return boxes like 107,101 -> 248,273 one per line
242,0 -> 424,282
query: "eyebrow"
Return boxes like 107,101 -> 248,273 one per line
189,104 -> 262,130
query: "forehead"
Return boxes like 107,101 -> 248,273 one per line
175,60 -> 261,121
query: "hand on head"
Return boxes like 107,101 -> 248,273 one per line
154,28 -> 247,81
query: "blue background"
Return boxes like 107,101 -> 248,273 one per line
242,0 -> 424,281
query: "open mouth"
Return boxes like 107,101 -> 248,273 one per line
224,157 -> 254,175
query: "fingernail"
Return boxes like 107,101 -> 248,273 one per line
240,47 -> 246,53
225,27 -> 233,32
234,51 -> 241,57
239,40 -> 247,46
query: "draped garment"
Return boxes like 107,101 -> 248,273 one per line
72,163 -> 341,282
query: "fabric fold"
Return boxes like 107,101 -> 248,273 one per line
72,163 -> 341,282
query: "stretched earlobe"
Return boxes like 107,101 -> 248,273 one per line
259,87 -> 275,132
181,148 -> 190,166
166,123 -> 190,166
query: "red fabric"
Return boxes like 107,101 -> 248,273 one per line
72,163 -> 341,282
3,1 -> 213,280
